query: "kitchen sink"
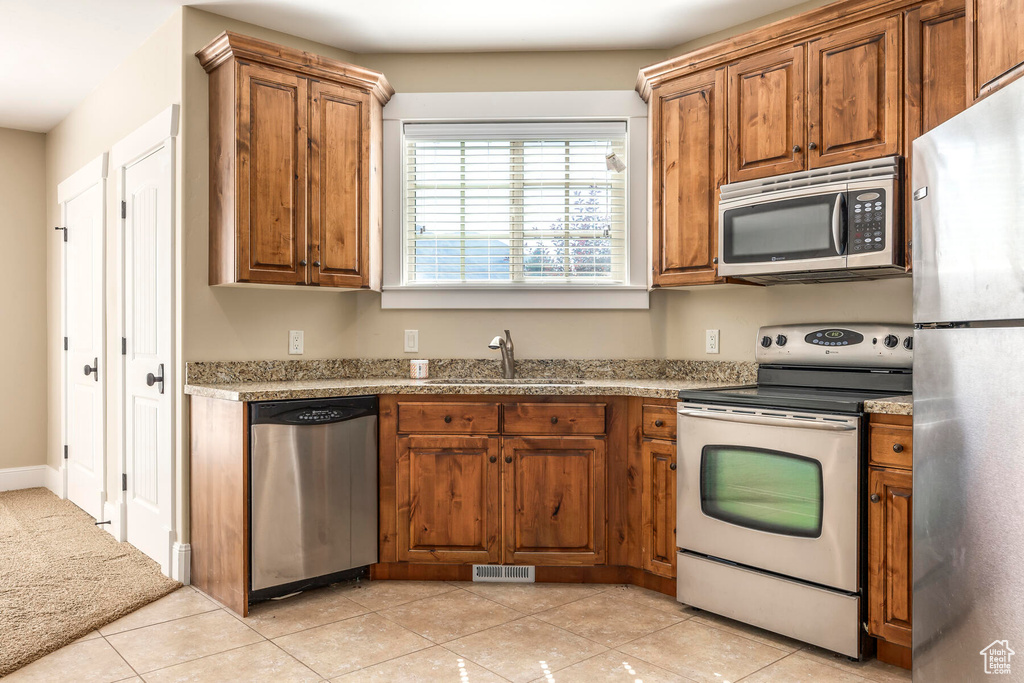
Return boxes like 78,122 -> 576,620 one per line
423,377 -> 585,385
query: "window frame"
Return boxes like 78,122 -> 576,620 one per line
381,91 -> 648,310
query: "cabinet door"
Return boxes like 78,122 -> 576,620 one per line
397,435 -> 501,563
641,439 -> 676,578
237,62 -> 308,284
868,466 -> 913,648
905,0 -> 967,271
728,44 -> 806,182
808,15 -> 901,168
651,69 -> 726,287
502,436 -> 606,565
967,0 -> 1024,100
309,80 -> 371,288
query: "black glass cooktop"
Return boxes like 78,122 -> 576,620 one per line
678,365 -> 912,414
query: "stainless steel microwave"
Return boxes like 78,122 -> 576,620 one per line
717,156 -> 904,284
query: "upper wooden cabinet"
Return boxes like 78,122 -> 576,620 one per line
727,45 -> 806,182
650,69 -> 726,286
808,16 -> 902,168
197,32 -> 393,288
967,0 -> 1024,101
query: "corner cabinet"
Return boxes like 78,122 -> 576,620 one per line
197,32 -> 393,289
867,413 -> 914,670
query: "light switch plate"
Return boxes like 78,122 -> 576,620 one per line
706,329 -> 720,354
404,330 -> 419,353
289,330 -> 304,355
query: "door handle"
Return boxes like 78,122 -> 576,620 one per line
146,363 -> 165,394
677,410 -> 856,432
83,358 -> 98,381
832,193 -> 845,255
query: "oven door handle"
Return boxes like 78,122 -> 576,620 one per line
677,410 -> 856,432
832,192 -> 845,256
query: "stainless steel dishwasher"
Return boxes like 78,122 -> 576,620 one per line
249,396 -> 377,599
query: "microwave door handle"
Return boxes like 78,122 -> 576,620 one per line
832,193 -> 845,255
678,410 -> 856,432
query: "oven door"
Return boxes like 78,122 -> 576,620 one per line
677,404 -> 861,592
717,185 -> 847,278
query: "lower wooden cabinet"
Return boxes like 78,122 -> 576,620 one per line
503,436 -> 606,565
397,435 -> 501,564
641,438 -> 677,578
867,413 -> 913,669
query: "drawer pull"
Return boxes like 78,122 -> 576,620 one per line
892,443 -> 904,453
550,416 -> 559,425
505,456 -> 513,464
654,419 -> 664,427
444,415 -> 453,424
489,456 -> 497,463
870,494 -> 881,503
669,463 -> 677,471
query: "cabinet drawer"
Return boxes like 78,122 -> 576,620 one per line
397,402 -> 500,434
643,405 -> 677,440
869,424 -> 913,469
503,403 -> 606,435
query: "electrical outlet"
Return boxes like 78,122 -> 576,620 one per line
706,329 -> 720,354
289,330 -> 304,355
404,330 -> 419,353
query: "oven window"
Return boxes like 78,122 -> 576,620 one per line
700,446 -> 823,538
722,193 -> 844,264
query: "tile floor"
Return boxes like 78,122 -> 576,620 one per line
6,580 -> 913,683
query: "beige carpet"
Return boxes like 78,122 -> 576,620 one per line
0,487 -> 180,677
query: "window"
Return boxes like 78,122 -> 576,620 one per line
403,122 -> 627,286
381,91 -> 648,309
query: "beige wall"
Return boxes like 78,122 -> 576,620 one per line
0,128 -> 47,470
45,11 -> 183,502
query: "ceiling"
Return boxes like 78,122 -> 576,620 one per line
1,0 -> 814,133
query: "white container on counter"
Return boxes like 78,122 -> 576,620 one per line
410,360 -> 429,379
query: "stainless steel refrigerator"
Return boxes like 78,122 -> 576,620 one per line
912,77 -> 1024,680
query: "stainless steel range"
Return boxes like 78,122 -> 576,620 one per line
675,323 -> 913,658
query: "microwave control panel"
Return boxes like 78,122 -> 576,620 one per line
756,323 -> 913,368
850,190 -> 886,254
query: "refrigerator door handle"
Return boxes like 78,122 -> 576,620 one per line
913,187 -> 928,201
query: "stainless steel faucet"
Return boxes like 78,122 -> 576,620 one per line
488,330 -> 515,379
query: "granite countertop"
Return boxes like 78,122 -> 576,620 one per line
184,376 -> 747,402
864,395 -> 913,416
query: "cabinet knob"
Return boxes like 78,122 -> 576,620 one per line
550,416 -> 559,425
893,443 -> 904,453
505,456 -> 513,463
489,455 -> 497,463
870,493 -> 881,503
654,419 -> 664,427
443,415 -> 452,424
300,259 -> 307,267
313,260 -> 321,268
712,257 -> 719,264
808,142 -> 817,150
669,463 -> 677,471
793,145 -> 802,153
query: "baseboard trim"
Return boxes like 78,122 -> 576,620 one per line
0,465 -> 63,493
103,499 -> 127,541
172,542 -> 191,585
46,465 -> 65,498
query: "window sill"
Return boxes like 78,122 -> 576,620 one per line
380,286 -> 650,310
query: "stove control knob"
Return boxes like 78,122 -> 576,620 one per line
903,336 -> 913,351
760,335 -> 772,348
775,334 -> 788,347
883,334 -> 899,349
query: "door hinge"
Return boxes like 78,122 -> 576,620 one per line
122,337 -> 127,355
63,336 -> 68,351
122,473 -> 128,491
121,201 -> 127,219
54,226 -> 67,242
63,445 -> 68,460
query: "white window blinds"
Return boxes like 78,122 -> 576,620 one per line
403,121 -> 628,285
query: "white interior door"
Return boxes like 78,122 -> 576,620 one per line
122,142 -> 174,572
62,178 -> 105,520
